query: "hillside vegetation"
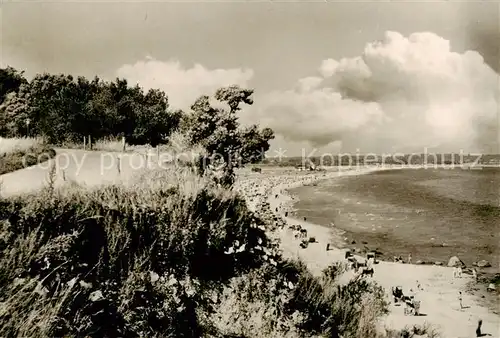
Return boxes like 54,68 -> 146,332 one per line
0,136 -> 55,175
0,167 -> 396,338
0,66 -> 431,337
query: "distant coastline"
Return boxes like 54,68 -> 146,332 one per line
286,167 -> 500,270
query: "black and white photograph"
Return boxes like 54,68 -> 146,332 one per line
0,1 -> 499,337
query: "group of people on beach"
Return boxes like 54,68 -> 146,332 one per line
237,170 -> 495,338
393,253 -> 412,264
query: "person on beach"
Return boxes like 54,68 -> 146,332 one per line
453,266 -> 457,278
408,253 -> 412,264
458,291 -> 463,309
457,266 -> 463,278
476,319 -> 484,337
366,256 -> 374,274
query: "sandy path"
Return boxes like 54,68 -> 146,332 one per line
0,148 -> 162,198
249,169 -> 500,338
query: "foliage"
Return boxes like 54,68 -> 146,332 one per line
0,137 -> 55,175
185,85 -> 275,186
214,259 -> 390,338
0,67 -> 401,338
0,168 -> 278,337
0,67 -> 181,146
0,67 -> 27,104
239,125 -> 274,165
384,323 -> 441,338
0,136 -> 44,155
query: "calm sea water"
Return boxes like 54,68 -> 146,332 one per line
290,168 -> 500,270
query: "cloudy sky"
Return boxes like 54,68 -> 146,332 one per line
1,1 -> 499,155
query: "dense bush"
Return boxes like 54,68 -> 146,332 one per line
0,68 -> 182,146
0,165 -> 399,337
214,260 -> 390,338
185,86 -> 274,186
0,67 -> 27,104
0,140 -> 55,175
0,168 -> 281,337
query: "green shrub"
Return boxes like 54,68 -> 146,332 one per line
213,259 -> 389,338
0,169 -> 277,337
384,323 -> 441,338
0,143 -> 55,175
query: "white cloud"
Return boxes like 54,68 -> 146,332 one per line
257,31 -> 499,154
319,59 -> 339,78
115,32 -> 498,154
297,77 -> 323,92
259,87 -> 385,148
116,58 -> 254,110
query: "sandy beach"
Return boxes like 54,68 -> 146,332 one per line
237,167 -> 500,338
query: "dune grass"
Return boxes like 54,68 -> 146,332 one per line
60,133 -> 196,155
0,167 -> 275,337
212,259 -> 392,338
0,136 -> 45,155
0,162 -> 437,337
0,137 -> 55,175
384,323 -> 441,338
59,132 -> 206,168
61,136 -> 148,153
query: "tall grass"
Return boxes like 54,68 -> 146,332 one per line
0,167 -> 277,337
0,162 -> 423,337
0,136 -> 55,175
0,136 -> 45,155
384,323 -> 441,338
61,136 -> 149,153
60,132 -> 200,156
213,260 -> 390,338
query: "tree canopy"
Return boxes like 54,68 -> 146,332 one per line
185,85 -> 275,186
0,67 -> 275,179
0,68 -> 181,145
0,67 -> 27,104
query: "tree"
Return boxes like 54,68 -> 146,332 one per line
0,66 -> 27,104
21,73 -> 86,142
0,67 -> 182,145
186,85 -> 274,186
128,89 -> 182,147
0,88 -> 31,137
214,85 -> 253,113
239,125 -> 275,164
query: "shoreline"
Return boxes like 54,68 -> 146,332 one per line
238,166 -> 499,338
283,168 -> 500,274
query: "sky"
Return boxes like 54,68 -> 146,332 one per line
1,1 -> 499,156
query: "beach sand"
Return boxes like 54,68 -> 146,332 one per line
237,167 -> 500,338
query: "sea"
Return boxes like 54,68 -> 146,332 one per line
289,167 -> 500,271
